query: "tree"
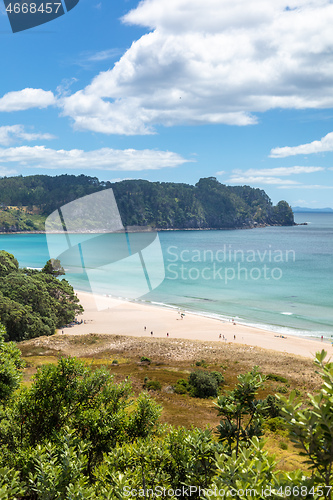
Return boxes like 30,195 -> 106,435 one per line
273,200 -> 294,226
0,251 -> 18,278
215,366 -> 266,456
42,259 -> 65,277
279,350 -> 333,497
0,324 -> 25,401
0,260 -> 83,341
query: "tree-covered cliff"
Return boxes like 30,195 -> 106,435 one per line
0,174 -> 294,231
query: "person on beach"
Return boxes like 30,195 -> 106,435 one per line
151,331 -> 153,336
144,326 -> 146,331
167,332 -> 169,337
219,333 -> 221,339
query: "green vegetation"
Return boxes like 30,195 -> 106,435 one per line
144,379 -> 162,391
0,250 -> 82,341
195,359 -> 208,367
174,370 -> 225,398
280,350 -> 333,494
41,258 -> 65,277
0,174 -> 294,231
216,366 -> 267,455
1,338 -> 333,498
0,325 -> 25,401
140,356 -> 152,363
267,373 -> 288,383
0,206 -> 45,233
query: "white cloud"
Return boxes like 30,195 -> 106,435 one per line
226,165 -> 324,186
0,125 -> 55,146
270,132 -> 333,157
0,89 -> 56,112
233,166 -> 324,176
57,0 -> 333,135
0,145 -> 190,171
4,1 -> 333,136
228,175 -> 301,186
0,166 -> 17,176
278,184 -> 333,189
85,49 -> 122,63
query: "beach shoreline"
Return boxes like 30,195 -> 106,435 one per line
62,290 -> 330,360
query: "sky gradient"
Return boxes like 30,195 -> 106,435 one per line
1,0 -> 333,207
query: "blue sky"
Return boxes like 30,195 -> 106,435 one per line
1,0 -> 333,207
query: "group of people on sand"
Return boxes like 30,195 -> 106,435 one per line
144,326 -> 170,338
219,333 -> 236,341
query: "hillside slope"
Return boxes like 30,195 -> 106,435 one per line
0,174 -> 294,231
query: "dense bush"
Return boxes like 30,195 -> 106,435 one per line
140,356 -> 151,363
0,251 -> 83,341
144,380 -> 162,391
0,347 -> 333,496
0,324 -> 25,401
174,371 -> 224,398
188,370 -> 219,398
266,373 -> 288,383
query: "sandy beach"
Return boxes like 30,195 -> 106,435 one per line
59,290 -> 330,360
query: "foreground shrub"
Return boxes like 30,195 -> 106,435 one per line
280,350 -> 333,491
216,366 -> 266,455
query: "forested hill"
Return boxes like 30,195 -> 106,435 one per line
0,174 -> 294,231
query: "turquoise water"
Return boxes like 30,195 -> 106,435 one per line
0,213 -> 332,339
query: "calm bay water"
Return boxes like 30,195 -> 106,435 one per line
0,212 -> 332,339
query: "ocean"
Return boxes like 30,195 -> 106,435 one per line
0,212 -> 332,340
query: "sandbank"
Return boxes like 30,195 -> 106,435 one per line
63,291 -> 329,360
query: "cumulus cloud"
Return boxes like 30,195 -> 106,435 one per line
57,0 -> 333,135
0,89 -> 56,112
3,1 -> 333,136
0,145 -> 190,171
270,132 -> 333,157
0,125 -> 55,146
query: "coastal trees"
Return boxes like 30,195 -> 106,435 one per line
273,200 -> 294,226
0,174 -> 294,230
42,258 -> 65,277
0,251 -> 18,277
0,323 -> 24,401
0,252 -> 83,341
